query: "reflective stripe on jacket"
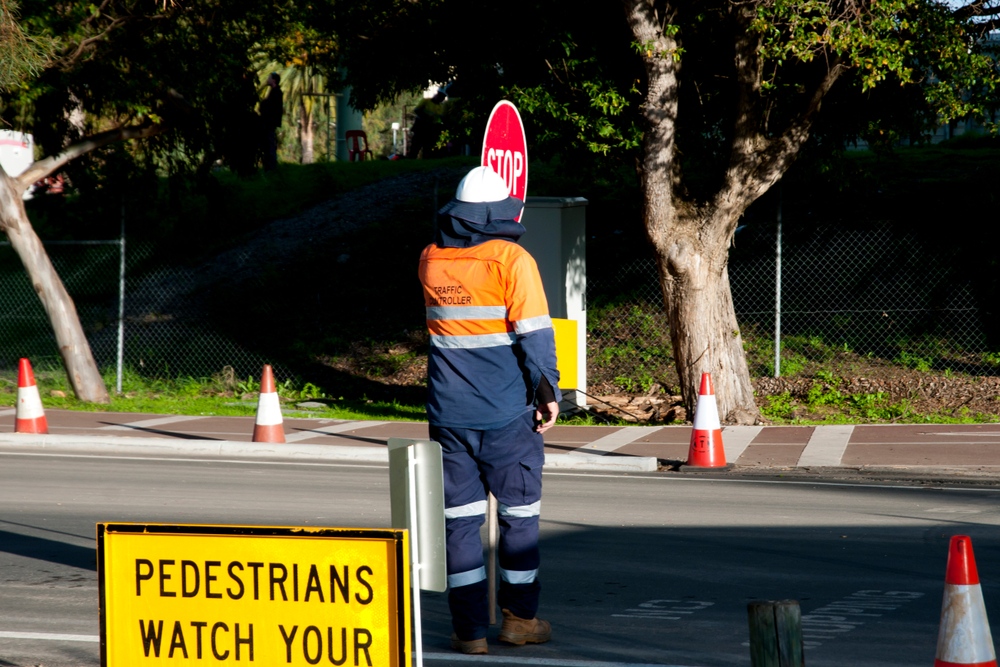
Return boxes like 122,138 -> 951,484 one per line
419,239 -> 561,429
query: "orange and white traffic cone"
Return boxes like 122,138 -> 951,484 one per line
935,535 -> 997,667
683,372 -> 729,469
15,358 -> 48,434
251,364 -> 285,443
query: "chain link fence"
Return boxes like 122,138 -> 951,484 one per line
1,222 -> 993,392
587,223 -> 994,393
0,240 -> 278,383
0,240 -> 121,374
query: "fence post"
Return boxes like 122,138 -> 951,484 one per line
748,599 -> 804,667
116,203 -> 125,394
774,183 -> 783,378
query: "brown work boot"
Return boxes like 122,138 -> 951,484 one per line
498,609 -> 552,645
450,634 -> 488,655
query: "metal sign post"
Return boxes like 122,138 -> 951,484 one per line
487,493 -> 499,625
388,438 -> 447,667
480,100 -> 528,618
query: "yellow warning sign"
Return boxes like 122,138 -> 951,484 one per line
97,524 -> 410,667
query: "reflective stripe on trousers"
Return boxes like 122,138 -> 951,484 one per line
431,410 -> 545,637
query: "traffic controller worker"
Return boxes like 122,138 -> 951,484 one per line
418,166 -> 560,655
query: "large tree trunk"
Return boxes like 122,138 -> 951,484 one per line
0,170 -> 110,403
648,207 -> 758,423
625,0 -> 844,423
0,121 -> 164,403
625,0 -> 760,423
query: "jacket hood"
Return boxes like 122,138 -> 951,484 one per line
435,215 -> 525,248
438,194 -> 524,225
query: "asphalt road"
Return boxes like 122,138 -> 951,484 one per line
2,451 -> 1000,667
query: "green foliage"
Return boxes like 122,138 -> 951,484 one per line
897,351 -> 933,372
334,0 -> 642,170
335,0 -> 1000,196
614,369 -> 660,395
587,298 -> 676,393
752,0 -> 998,123
0,0 -> 48,91
235,375 -> 260,397
761,391 -> 795,420
363,91 -> 424,157
3,0 -> 326,181
761,384 -> 919,423
506,32 -> 644,158
0,364 -> 423,421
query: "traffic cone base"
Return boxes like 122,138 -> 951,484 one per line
252,365 -> 285,444
15,358 -> 48,434
685,428 -> 727,468
936,536 -> 997,667
682,372 -> 730,470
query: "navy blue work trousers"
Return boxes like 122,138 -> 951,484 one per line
429,410 -> 544,640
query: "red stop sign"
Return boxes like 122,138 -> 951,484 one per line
481,100 -> 527,220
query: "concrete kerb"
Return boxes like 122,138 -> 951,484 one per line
0,433 -> 659,472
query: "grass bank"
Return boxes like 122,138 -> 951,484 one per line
0,365 -> 425,422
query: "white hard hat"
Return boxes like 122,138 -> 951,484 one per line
455,166 -> 510,203
438,166 -> 523,223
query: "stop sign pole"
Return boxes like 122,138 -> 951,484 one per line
481,100 -> 528,221
481,100 -> 527,622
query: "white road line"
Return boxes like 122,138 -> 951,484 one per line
284,421 -> 388,442
2,451 -> 994,490
425,653 -> 697,667
569,426 -> 662,456
543,470 -> 1000,491
0,630 -> 98,642
721,426 -> 762,463
0,408 -> 15,416
98,415 -> 203,431
0,451 -> 389,468
797,425 -> 854,467
849,440 -> 1000,445
0,632 -> 694,666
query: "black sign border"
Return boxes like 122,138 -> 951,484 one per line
97,523 -> 409,667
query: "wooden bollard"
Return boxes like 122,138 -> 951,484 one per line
748,600 -> 804,667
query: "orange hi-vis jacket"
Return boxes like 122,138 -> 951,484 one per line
419,238 -> 561,429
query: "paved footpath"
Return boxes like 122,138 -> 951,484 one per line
3,408 -> 1000,476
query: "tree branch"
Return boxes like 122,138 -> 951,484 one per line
622,0 -> 684,218
15,121 -> 165,189
79,0 -> 115,27
713,56 -> 846,242
954,0 -> 1000,20
729,3 -> 765,173
757,58 -> 846,187
53,16 -> 129,70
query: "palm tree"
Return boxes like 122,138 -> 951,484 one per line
258,63 -> 327,164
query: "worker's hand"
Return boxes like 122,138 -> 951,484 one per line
535,401 -> 559,434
